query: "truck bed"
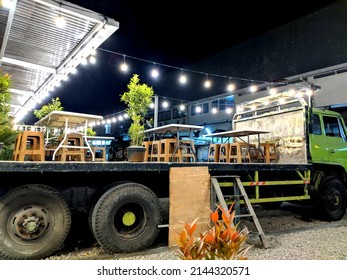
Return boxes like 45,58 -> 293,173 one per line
0,160 -> 312,173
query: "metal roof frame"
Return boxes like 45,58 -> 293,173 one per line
0,0 -> 119,122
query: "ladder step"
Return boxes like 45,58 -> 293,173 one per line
211,175 -> 269,249
235,214 -> 253,218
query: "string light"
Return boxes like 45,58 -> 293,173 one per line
195,105 -> 202,113
2,0 -> 14,9
16,38 -> 273,124
98,48 -> 268,89
269,87 -> 277,95
151,64 -> 159,78
204,74 -> 211,88
227,78 -> 235,92
120,55 -> 128,72
89,55 -> 96,64
226,107 -> 233,114
80,56 -> 87,65
162,98 -> 169,108
55,4 -> 66,28
179,69 -> 187,84
250,83 -> 258,92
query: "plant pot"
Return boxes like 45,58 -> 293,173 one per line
126,146 -> 146,162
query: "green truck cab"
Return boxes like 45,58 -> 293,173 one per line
309,107 -> 347,221
233,91 -> 347,221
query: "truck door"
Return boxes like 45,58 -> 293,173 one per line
322,115 -> 347,166
310,113 -> 330,162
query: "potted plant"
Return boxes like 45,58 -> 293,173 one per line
120,74 -> 154,162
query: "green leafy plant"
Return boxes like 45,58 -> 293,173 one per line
120,74 -> 154,146
0,70 -> 11,127
33,97 -> 63,120
0,70 -> 17,160
174,203 -> 251,260
86,127 -> 96,136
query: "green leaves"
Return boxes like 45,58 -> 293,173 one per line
174,203 -> 252,260
0,70 -> 11,126
33,97 -> 63,120
120,74 -> 154,146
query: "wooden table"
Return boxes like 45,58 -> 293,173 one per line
143,124 -> 204,161
205,129 -> 270,162
35,111 -> 103,161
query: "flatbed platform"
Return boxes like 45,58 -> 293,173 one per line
0,161 -> 312,173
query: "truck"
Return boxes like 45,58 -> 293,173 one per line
0,88 -> 346,260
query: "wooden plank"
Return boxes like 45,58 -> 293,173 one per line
168,166 -> 211,247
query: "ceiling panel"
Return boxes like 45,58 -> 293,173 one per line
0,0 -> 119,123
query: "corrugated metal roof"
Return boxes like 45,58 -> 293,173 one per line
0,0 -> 119,122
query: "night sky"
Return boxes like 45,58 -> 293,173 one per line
27,0 -> 340,124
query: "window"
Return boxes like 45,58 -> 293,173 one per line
211,96 -> 235,112
172,108 -> 187,119
323,116 -> 341,137
191,102 -> 209,116
105,124 -> 111,134
158,110 -> 171,121
311,114 -> 322,135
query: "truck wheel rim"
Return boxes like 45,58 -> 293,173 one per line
327,189 -> 341,210
10,205 -> 49,240
114,203 -> 145,237
122,211 -> 136,226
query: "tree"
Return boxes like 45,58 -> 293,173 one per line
34,97 -> 96,138
120,74 -> 154,146
33,97 -> 63,120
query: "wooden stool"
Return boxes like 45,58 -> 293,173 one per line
149,140 -> 161,162
180,140 -> 196,162
55,133 -> 85,161
208,143 -> 220,162
92,147 -> 106,162
142,141 -> 152,162
259,142 -> 278,163
228,142 -> 254,163
13,131 -> 45,161
159,139 -> 182,162
218,143 -> 230,162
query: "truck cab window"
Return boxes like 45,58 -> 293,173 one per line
312,114 -> 322,135
323,116 -> 341,138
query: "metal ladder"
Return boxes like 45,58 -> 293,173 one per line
210,175 -> 269,248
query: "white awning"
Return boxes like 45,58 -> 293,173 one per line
0,0 -> 119,122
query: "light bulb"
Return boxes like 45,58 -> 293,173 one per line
55,15 -> 66,28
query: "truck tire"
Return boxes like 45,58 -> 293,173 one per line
0,184 -> 71,259
87,180 -> 133,239
318,177 -> 347,221
91,182 -> 162,254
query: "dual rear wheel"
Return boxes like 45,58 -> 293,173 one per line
0,181 -> 162,259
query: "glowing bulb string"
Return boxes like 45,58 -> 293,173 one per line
98,48 -> 268,84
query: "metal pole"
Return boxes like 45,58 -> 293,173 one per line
154,95 -> 159,128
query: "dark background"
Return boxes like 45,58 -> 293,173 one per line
29,0 -> 339,124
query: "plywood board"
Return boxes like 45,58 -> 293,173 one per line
168,166 -> 211,247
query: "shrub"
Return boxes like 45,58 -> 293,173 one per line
174,203 -> 252,260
